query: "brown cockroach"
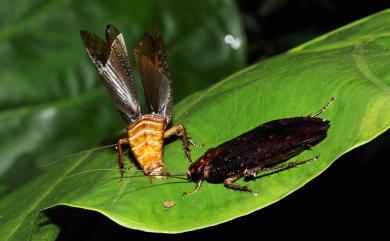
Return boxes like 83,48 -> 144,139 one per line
80,25 -> 196,178
184,97 -> 335,195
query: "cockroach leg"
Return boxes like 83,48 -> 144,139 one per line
188,138 -> 204,147
224,155 -> 319,195
147,175 -> 153,184
164,124 -> 193,162
117,138 -> 129,180
249,155 -> 320,178
309,96 -> 336,117
224,174 -> 257,196
183,180 -> 203,196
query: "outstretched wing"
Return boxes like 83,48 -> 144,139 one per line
80,25 -> 141,123
134,29 -> 173,124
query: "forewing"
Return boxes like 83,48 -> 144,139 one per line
134,29 -> 173,124
80,25 -> 141,123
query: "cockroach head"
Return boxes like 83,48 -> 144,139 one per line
187,158 -> 207,182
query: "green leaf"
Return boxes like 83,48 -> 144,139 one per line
0,0 -> 246,194
1,7 -> 390,240
30,213 -> 59,241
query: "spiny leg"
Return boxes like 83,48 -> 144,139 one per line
244,155 -> 320,178
309,96 -> 336,117
224,174 -> 257,196
116,138 -> 129,180
183,180 -> 203,196
188,138 -> 204,147
164,124 -> 202,162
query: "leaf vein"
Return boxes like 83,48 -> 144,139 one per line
352,42 -> 390,96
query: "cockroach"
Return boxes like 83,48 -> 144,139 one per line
184,97 -> 335,195
80,25 -> 196,178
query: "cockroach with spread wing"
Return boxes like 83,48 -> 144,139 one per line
184,97 -> 335,195
80,25 -> 196,178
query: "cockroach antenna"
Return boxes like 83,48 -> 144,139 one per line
42,143 -> 118,167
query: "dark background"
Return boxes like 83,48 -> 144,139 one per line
47,1 -> 390,240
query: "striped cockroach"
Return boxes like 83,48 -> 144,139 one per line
80,25 -> 197,178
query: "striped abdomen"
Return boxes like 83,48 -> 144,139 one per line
127,114 -> 166,177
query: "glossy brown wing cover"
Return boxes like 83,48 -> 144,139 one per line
190,117 -> 330,183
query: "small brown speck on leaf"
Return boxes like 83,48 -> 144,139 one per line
163,200 -> 176,210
